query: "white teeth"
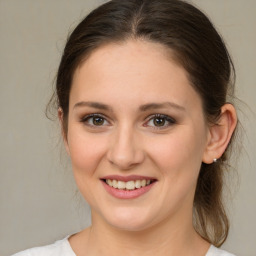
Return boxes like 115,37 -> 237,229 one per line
135,180 -> 141,189
117,181 -> 126,189
105,179 -> 153,190
126,181 -> 135,190
106,179 -> 112,186
141,179 -> 146,187
112,180 -> 118,188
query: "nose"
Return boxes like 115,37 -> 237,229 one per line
107,124 -> 145,170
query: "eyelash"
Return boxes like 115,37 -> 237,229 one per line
80,113 -> 176,130
144,114 -> 176,129
80,113 -> 110,128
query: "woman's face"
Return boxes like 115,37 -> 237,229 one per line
65,40 -> 210,231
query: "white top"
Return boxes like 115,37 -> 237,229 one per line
12,235 -> 237,256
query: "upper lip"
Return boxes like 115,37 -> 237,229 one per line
100,175 -> 157,182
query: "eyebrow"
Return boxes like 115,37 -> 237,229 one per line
73,101 -> 185,112
139,102 -> 185,112
73,101 -> 113,111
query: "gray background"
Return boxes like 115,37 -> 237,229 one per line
0,0 -> 255,255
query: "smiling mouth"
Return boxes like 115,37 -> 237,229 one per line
102,179 -> 156,191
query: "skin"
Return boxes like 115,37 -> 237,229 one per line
60,39 -> 237,256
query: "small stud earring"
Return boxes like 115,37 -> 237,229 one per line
213,158 -> 218,163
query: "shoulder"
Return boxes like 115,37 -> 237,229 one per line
11,236 -> 76,256
206,245 -> 237,256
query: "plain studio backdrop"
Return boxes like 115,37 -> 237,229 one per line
0,0 -> 255,255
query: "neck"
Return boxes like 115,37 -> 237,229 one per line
73,209 -> 210,256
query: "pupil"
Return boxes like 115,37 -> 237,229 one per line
93,117 -> 104,125
154,118 -> 165,126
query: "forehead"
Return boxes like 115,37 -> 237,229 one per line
70,39 -> 201,111
73,39 -> 182,83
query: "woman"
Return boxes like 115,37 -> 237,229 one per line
13,0 -> 238,255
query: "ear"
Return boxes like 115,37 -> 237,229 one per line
202,104 -> 237,164
58,108 -> 70,155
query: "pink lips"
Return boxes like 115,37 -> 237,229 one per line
100,175 -> 157,199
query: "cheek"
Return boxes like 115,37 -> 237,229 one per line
67,128 -> 107,177
67,128 -> 109,206
147,127 -> 205,180
145,128 -> 206,213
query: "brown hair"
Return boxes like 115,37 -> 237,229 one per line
51,0 -> 236,247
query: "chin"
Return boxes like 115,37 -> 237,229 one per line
100,206 -> 158,232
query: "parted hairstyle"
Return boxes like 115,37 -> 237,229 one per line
49,0 -> 237,247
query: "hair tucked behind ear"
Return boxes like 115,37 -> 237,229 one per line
48,0 -> 238,246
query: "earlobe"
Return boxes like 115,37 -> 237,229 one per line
202,104 -> 237,164
58,108 -> 70,155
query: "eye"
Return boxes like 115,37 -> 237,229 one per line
81,114 -> 110,127
145,114 -> 176,129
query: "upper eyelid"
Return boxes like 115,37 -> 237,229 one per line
80,113 -> 176,126
80,113 -> 111,124
80,113 -> 174,119
81,113 -> 109,120
145,114 -> 176,122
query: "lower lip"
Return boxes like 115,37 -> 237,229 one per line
101,180 -> 156,199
